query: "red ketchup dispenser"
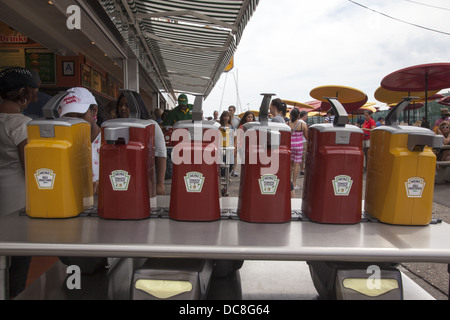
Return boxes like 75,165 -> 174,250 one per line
237,94 -> 292,223
169,96 -> 221,221
302,98 -> 364,224
98,119 -> 155,220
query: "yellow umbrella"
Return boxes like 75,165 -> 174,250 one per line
360,104 -> 377,113
308,111 -> 326,117
363,107 -> 377,113
310,85 -> 367,103
374,86 -> 439,104
282,100 -> 315,109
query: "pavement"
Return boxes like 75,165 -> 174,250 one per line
170,165 -> 449,300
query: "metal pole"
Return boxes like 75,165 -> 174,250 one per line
425,75 -> 428,123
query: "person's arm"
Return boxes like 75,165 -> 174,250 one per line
13,116 -> 32,170
153,123 -> 167,195
371,119 -> 377,130
17,139 -> 27,170
155,156 -> 166,195
302,123 -> 308,141
362,120 -> 376,132
442,134 -> 450,145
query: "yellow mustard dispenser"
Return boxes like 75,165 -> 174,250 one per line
25,92 -> 93,218
364,98 -> 443,225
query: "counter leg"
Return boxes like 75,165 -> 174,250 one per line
0,256 -> 10,300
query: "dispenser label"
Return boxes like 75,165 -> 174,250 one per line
405,177 -> 425,198
34,168 -> 56,189
110,170 -> 131,191
184,171 -> 205,193
332,175 -> 353,196
258,174 -> 279,195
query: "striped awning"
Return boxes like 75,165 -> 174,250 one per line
99,0 -> 259,98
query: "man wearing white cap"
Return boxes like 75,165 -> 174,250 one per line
59,87 -> 101,194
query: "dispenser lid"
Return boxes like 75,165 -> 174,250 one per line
101,118 -> 154,128
27,118 -> 89,138
309,123 -> 363,134
28,117 -> 88,127
373,125 -> 434,135
374,125 -> 443,150
243,121 -> 291,132
174,120 -> 220,130
309,123 -> 362,145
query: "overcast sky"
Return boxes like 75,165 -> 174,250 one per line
200,0 -> 450,117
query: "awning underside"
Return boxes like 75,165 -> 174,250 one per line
99,0 -> 259,98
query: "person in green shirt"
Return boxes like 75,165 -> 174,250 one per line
162,94 -> 193,126
161,94 -> 192,179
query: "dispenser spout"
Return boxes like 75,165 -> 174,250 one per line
407,133 -> 443,151
326,97 -> 348,127
259,93 -> 276,124
385,97 -> 419,126
42,91 -> 71,119
192,95 -> 203,122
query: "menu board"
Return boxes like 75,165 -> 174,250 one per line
81,64 -> 91,88
0,48 -> 25,70
91,69 -> 102,93
107,75 -> 121,98
82,63 -> 121,98
25,48 -> 56,85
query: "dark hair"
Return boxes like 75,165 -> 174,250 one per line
100,100 -> 117,121
116,92 -> 130,118
289,108 -> 300,122
220,110 -> 232,126
115,93 -> 126,118
0,86 -> 36,104
270,98 -> 287,116
238,111 -> 255,127
0,67 -> 37,96
300,110 -> 308,118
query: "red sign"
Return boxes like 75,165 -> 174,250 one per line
0,33 -> 28,44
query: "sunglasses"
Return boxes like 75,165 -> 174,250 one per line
441,126 -> 449,129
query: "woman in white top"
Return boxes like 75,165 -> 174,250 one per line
0,67 -> 38,216
0,67 -> 38,298
115,92 -> 167,195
